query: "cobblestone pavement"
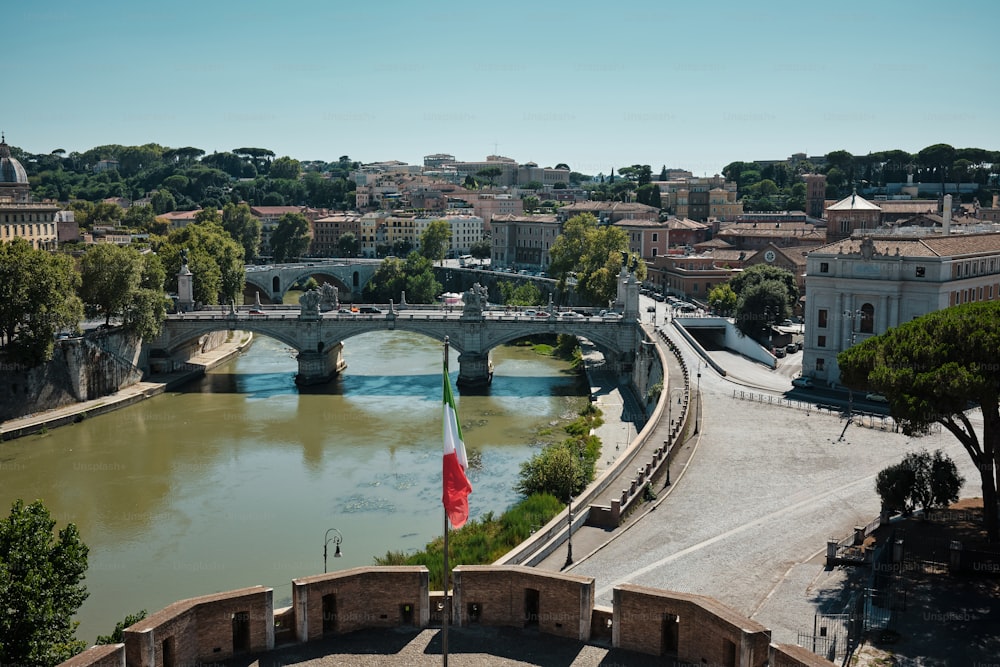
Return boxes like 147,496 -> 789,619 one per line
224,627 -> 666,667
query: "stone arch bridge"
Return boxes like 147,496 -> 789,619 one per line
153,305 -> 642,387
243,259 -> 382,304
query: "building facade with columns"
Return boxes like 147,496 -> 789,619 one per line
802,232 -> 1000,386
0,135 -> 61,249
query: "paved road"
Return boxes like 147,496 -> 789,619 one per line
562,298 -> 982,646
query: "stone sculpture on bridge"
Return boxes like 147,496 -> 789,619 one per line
320,283 -> 338,311
462,283 -> 488,316
299,289 -> 321,317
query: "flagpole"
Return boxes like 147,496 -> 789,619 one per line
442,336 -> 450,667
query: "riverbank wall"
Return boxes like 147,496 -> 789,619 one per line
0,330 -> 251,441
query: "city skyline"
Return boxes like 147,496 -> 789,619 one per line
6,0 -> 999,176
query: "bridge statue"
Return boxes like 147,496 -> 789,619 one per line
320,283 -> 338,311
462,282 -> 488,316
299,289 -> 321,317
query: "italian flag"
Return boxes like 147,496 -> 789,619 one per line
442,363 -> 472,529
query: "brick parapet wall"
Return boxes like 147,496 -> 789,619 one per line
60,567 -> 837,667
613,584 -> 771,667
292,566 -> 429,642
452,565 -> 594,641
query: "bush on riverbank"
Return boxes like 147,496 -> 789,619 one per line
516,403 -> 603,502
374,493 -> 563,589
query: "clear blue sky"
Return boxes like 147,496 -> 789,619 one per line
6,0 -> 998,176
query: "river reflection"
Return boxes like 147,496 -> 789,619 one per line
0,331 -> 586,644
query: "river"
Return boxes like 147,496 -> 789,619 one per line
0,331 -> 588,645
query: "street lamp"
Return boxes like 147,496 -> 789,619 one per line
694,364 -> 703,434
323,528 -> 343,573
564,447 -> 584,569
838,309 -> 862,442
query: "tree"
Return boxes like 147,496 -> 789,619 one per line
420,219 -> 451,265
499,280 -> 541,306
522,195 -> 540,213
469,239 -> 492,262
838,301 -> 1000,541
0,239 -> 83,365
0,499 -> 89,665
548,213 -> 643,306
364,252 -> 440,303
875,450 -> 964,516
475,166 -> 503,187
707,283 -> 737,316
917,143 -> 956,194
79,244 -> 143,325
150,189 -> 176,215
729,263 -> 798,310
733,280 -> 790,340
269,213 -> 311,263
155,223 -> 245,305
337,231 -> 359,258
221,202 -> 261,262
96,610 -> 146,645
269,156 -> 301,180
194,207 -> 221,225
618,164 -> 652,187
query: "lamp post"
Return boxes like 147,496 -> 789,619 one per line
838,309 -> 862,441
565,447 -> 585,569
323,528 -> 343,573
694,363 -> 702,434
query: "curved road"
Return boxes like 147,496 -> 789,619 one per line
564,297 -> 981,645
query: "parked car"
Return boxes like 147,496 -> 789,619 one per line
785,343 -> 797,354
866,392 -> 888,402
791,376 -> 814,389
774,347 -> 786,358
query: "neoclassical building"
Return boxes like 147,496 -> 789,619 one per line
0,134 -> 60,249
802,232 -> 1000,385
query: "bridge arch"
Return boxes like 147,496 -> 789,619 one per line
154,310 -> 639,387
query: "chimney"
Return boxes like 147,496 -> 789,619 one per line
943,194 -> 952,234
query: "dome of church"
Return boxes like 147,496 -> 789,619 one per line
0,134 -> 29,185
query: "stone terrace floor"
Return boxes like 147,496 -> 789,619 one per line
223,626 -> 671,667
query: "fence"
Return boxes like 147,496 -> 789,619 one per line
730,389 -> 941,435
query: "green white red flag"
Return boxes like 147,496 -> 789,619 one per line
442,363 -> 472,528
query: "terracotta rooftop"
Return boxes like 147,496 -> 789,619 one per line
811,231 -> 1000,258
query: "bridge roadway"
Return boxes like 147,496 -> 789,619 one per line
155,304 -> 641,387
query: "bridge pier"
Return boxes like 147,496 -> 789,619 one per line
456,352 -> 493,389
295,342 -> 346,385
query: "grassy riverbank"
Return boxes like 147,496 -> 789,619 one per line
375,335 -> 602,588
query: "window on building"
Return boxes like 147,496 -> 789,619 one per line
817,309 -> 828,328
860,303 -> 875,333
915,266 -> 925,277
817,335 -> 826,348
816,358 -> 825,371
820,262 -> 829,273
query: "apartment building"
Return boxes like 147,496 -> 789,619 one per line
613,218 -> 670,259
490,214 -> 561,270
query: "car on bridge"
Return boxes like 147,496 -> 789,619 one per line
557,311 -> 584,319
248,309 -> 265,315
359,306 -> 383,314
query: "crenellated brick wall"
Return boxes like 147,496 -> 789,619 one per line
451,565 -> 594,641
62,567 -> 835,667
614,584 -> 772,667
